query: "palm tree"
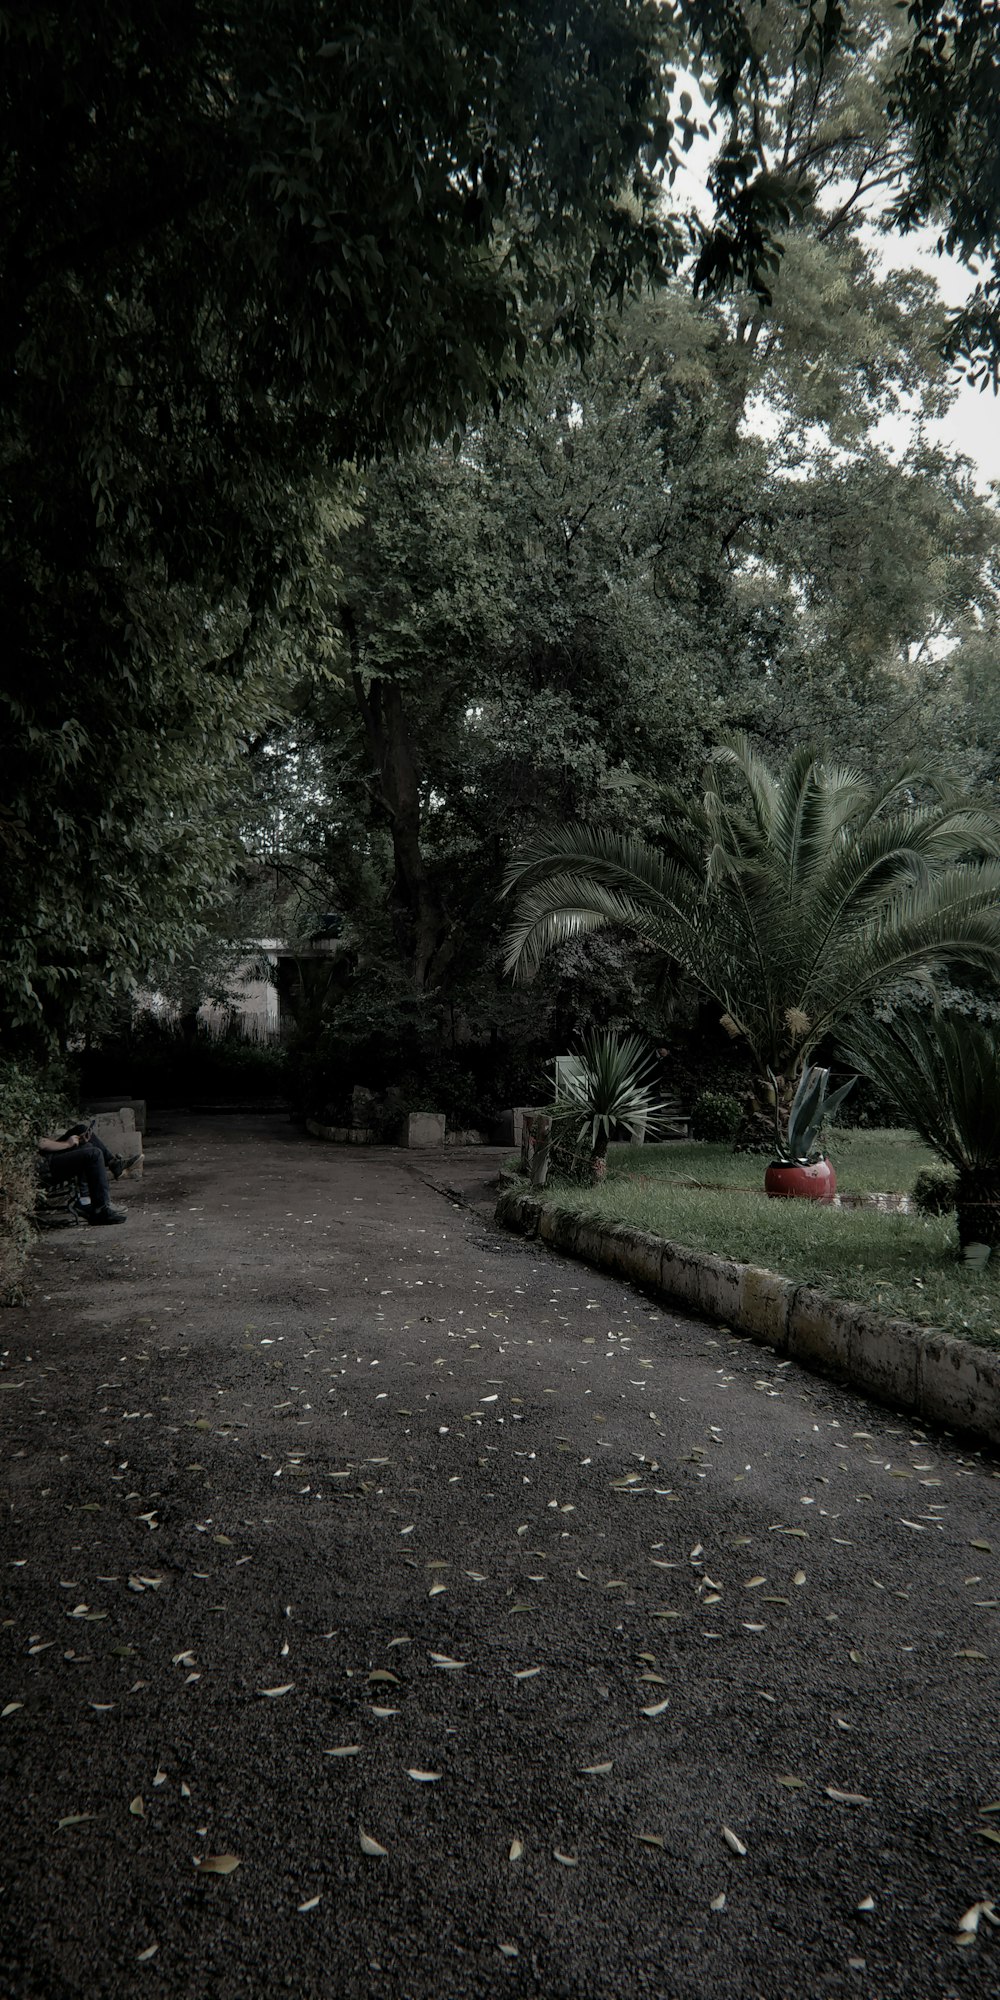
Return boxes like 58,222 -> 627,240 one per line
839,1010 -> 1000,1253
504,737 -> 1000,1117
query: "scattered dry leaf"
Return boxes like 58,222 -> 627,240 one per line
325,1745 -> 360,1758
509,1838 -> 524,1861
825,1787 -> 871,1805
722,1826 -> 747,1856
406,1768 -> 441,1783
258,1683 -> 295,1698
298,1895 -> 321,1912
194,1854 -> 241,1875
359,1830 -> 387,1857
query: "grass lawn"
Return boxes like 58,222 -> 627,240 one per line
530,1129 -> 1000,1352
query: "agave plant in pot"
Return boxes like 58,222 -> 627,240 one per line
764,1063 -> 855,1201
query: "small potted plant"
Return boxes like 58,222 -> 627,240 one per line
764,1063 -> 855,1202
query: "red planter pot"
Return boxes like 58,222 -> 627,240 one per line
764,1158 -> 836,1202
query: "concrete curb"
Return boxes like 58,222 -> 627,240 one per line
494,1189 -> 1000,1451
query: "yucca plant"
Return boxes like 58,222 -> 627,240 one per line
839,1010 -> 1000,1254
505,741 -> 1000,1133
549,1029 -> 673,1172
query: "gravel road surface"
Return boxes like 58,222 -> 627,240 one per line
2,1114 -> 999,2000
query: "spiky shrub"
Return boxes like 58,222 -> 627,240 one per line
773,1063 -> 855,1166
549,1030 -> 673,1163
840,1012 -> 1000,1251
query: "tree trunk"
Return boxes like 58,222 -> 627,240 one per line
346,618 -> 452,992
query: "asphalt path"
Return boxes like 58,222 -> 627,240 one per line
2,1113 -> 999,2000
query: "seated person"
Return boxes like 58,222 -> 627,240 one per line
37,1123 -> 133,1226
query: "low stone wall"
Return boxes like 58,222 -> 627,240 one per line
494,1188 -> 1000,1451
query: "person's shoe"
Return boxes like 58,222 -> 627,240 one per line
109,1153 -> 141,1179
88,1204 -> 127,1225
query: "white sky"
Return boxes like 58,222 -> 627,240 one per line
668,94 -> 1000,492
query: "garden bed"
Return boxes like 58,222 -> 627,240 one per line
521,1129 -> 1000,1352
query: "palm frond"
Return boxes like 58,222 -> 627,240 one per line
839,1011 -> 1000,1172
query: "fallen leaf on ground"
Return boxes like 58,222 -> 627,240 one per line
136,1944 -> 158,1962
579,1762 -> 613,1775
509,1838 -> 523,1861
406,1768 -> 441,1782
722,1826 -> 747,1856
325,1745 -> 360,1758
553,1849 -> 578,1866
129,1796 -> 145,1817
298,1895 -> 321,1912
258,1684 -> 295,1698
710,1893 -> 726,1911
194,1854 -> 241,1875
513,1666 -> 541,1680
825,1787 -> 872,1805
359,1830 -> 387,1857
637,1832 -> 664,1848
641,1698 -> 669,1717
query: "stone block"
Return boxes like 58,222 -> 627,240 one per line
608,1227 -> 666,1290
787,1288 -> 852,1375
573,1214 -> 610,1269
512,1107 -> 541,1151
918,1330 -> 1000,1447
694,1254 -> 743,1323
89,1110 -> 143,1173
658,1244 -> 705,1312
495,1190 -> 541,1238
736,1267 -> 792,1350
847,1312 -> 921,1411
406,1112 -> 446,1147
538,1207 -> 580,1256
87,1097 -> 146,1134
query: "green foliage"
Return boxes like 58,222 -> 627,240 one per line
840,1009 -> 1000,1248
549,1029 -> 673,1159
912,1167 -> 959,1217
691,1089 -> 743,1143
0,1056 -> 73,1301
531,1132 -> 1000,1349
506,736 -> 1000,1077
1,0 -> 683,1050
777,1063 -> 856,1164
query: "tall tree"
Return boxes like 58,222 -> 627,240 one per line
0,0 -> 683,1047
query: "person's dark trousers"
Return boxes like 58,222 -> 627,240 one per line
45,1145 -> 111,1212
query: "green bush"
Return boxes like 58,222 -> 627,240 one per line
690,1089 -> 743,1143
912,1166 -> 959,1217
0,1056 -> 73,1302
